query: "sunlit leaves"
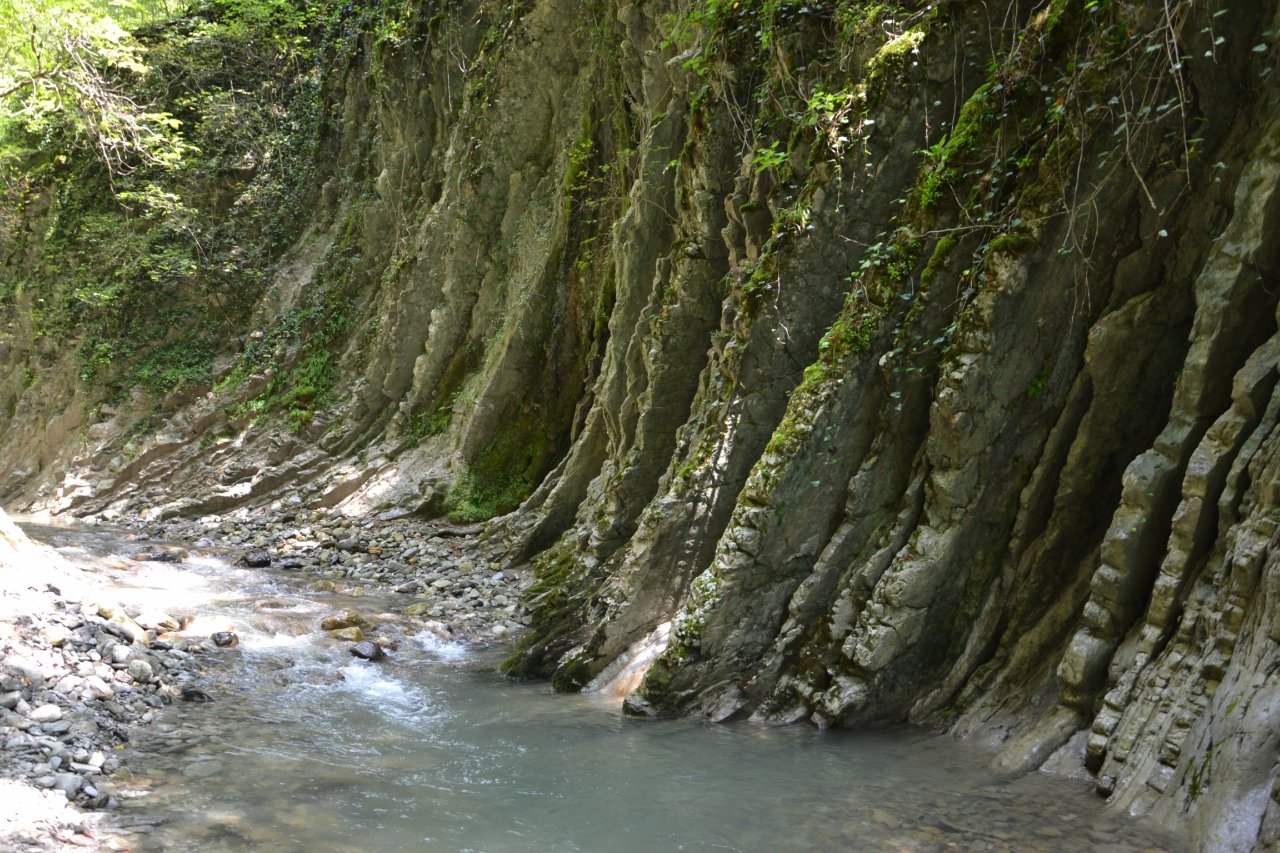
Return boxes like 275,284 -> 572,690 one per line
0,0 -> 192,178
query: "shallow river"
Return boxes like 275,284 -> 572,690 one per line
25,522 -> 1181,853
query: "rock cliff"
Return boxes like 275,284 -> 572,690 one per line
2,1 -> 1278,847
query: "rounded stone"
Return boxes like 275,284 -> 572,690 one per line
29,704 -> 63,723
52,772 -> 83,797
126,659 -> 155,684
320,613 -> 366,631
349,641 -> 386,661
241,550 -> 272,568
44,625 -> 71,647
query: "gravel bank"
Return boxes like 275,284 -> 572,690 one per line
1,505 -> 531,851
128,507 -> 532,642
0,511 -> 211,851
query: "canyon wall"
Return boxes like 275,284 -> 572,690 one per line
2,1 -> 1278,847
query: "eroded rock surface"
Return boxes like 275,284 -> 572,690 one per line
2,1 -> 1278,848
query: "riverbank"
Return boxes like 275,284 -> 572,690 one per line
0,507 -> 530,851
126,508 -> 531,641
0,511 -> 200,850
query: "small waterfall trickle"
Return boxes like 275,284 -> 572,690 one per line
585,621 -> 671,702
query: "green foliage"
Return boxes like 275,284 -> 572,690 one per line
911,82 -> 993,211
499,543 -> 594,681
735,256 -> 779,305
411,395 -> 456,440
1025,367 -> 1049,399
445,427 -> 545,523
802,84 -> 863,158
664,0 -> 866,76
919,235 -> 958,285
2,0 -> 347,419
447,466 -> 530,524
862,26 -> 925,94
131,335 -> 214,393
988,228 -> 1036,256
220,263 -> 359,430
564,135 -> 595,195
750,140 -> 788,174
915,168 -> 948,210
0,0 -> 192,179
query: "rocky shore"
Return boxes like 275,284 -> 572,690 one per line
0,511 -> 204,850
125,506 -> 530,641
0,506 -> 529,851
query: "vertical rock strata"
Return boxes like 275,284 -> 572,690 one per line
1,0 -> 1279,847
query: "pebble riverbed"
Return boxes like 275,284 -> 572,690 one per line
0,507 -> 524,851
128,508 -> 529,640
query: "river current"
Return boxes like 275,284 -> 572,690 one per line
22,522 -> 1181,852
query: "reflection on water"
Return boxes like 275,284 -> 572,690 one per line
21,522 -> 1180,853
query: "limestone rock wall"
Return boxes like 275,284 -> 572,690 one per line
0,1 -> 1278,847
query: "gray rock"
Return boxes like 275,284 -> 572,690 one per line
52,772 -> 82,796
137,609 -> 180,631
184,760 -> 224,779
1,710 -> 31,730
44,625 -> 71,647
349,641 -> 386,662
127,659 -> 155,683
55,671 -> 82,690
131,547 -> 187,563
29,704 -> 63,723
241,550 -> 272,568
180,686 -> 213,702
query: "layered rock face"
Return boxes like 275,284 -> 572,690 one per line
2,0 -> 1279,848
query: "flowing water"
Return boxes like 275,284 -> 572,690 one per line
22,522 -> 1182,853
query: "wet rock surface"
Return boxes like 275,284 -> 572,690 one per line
210,632 -> 238,648
0,0 -> 1273,848
349,641 -> 385,661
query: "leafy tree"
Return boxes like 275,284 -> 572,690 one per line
0,0 -> 190,180
0,0 -> 332,398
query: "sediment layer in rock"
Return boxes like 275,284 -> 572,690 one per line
2,2 -> 1278,849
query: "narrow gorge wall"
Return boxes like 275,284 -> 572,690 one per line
2,1 -> 1279,848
